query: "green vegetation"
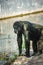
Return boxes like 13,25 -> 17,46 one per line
0,52 -> 18,62
22,35 -> 25,49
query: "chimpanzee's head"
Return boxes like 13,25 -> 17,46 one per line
13,21 -> 22,34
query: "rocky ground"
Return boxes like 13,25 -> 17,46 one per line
11,53 -> 43,65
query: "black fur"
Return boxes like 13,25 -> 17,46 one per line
13,21 -> 41,57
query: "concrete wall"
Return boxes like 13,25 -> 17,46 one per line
0,13 -> 43,54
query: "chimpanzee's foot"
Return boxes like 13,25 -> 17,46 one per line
35,52 -> 42,56
34,50 -> 42,56
19,54 -> 21,56
32,52 -> 37,56
24,54 -> 30,57
25,55 -> 31,57
39,50 -> 42,54
19,53 -> 22,56
25,52 -> 30,57
25,53 -> 30,57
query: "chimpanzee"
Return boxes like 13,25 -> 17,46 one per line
13,21 -> 41,57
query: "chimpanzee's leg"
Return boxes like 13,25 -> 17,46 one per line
25,38 -> 30,57
39,50 -> 42,54
17,34 -> 22,56
38,41 -> 42,54
32,40 -> 38,55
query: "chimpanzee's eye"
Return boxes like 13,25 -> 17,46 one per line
15,26 -> 17,28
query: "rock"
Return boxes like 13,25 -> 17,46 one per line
11,54 -> 43,65
11,56 -> 32,65
28,54 -> 43,65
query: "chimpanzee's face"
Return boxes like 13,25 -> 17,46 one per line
14,27 -> 21,34
13,22 -> 21,34
14,28 -> 18,34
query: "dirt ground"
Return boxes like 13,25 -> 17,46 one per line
11,53 -> 43,65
